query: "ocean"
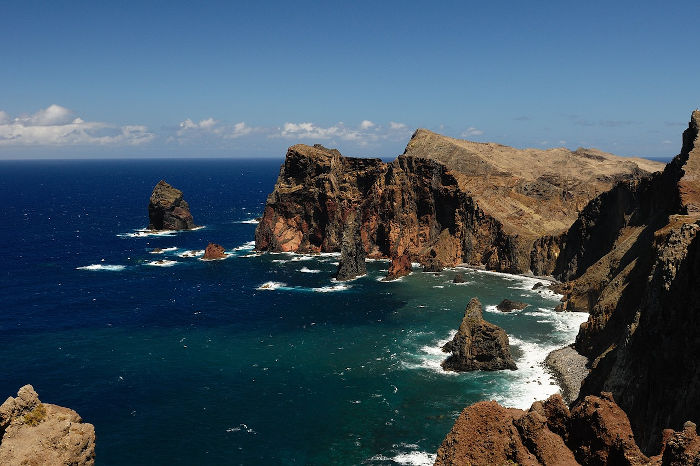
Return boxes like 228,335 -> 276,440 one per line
0,159 -> 588,465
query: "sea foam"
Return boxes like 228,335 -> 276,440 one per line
76,264 -> 126,272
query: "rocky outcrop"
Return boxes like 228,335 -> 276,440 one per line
202,243 -> 227,260
441,297 -> 517,371
536,111 -> 700,452
383,253 -> 412,281
435,392 -> 700,466
334,209 -> 366,281
0,385 -> 95,465
452,273 -> 466,283
255,136 -> 662,274
496,298 -> 528,312
148,180 -> 196,230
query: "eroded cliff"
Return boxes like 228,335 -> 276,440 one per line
255,135 -> 662,274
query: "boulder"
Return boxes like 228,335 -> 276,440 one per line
452,273 -> 466,283
202,243 -> 227,260
147,180 -> 196,230
441,297 -> 517,371
497,298 -> 529,312
0,385 -> 95,465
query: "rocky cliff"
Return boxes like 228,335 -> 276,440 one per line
0,385 -> 95,465
148,180 -> 196,230
255,137 -> 662,274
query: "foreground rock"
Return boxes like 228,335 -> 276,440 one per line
452,273 -> 466,283
255,136 -> 662,274
441,297 -> 517,371
148,180 -> 196,230
0,385 -> 95,465
202,243 -> 227,260
383,253 -> 412,281
496,298 -> 528,312
436,391 -> 700,465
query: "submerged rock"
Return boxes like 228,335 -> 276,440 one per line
0,385 -> 95,465
452,273 -> 466,283
496,298 -> 529,312
148,180 -> 196,231
383,253 -> 412,281
441,297 -> 517,371
202,243 -> 227,260
334,210 -> 366,281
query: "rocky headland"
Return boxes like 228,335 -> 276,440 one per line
148,180 -> 196,230
0,385 -> 95,465
255,136 -> 663,275
441,297 -> 517,372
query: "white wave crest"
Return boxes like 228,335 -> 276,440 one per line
256,281 -> 287,291
177,250 -> 204,258
76,264 -> 126,272
312,284 -> 351,292
299,267 -> 321,273
149,247 -> 177,254
145,260 -> 178,267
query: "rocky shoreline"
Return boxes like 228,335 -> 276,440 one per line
544,345 -> 589,404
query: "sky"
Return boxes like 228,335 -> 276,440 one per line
1,0 -> 699,159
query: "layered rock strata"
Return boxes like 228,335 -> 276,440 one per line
436,392 -> 699,465
148,180 -> 196,230
255,138 -> 662,274
0,385 -> 95,465
441,297 -> 516,371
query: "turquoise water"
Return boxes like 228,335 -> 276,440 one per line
0,159 -> 587,465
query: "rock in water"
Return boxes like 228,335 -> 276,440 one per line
441,297 -> 517,371
452,273 -> 466,283
496,298 -> 528,312
148,180 -> 196,230
383,253 -> 412,281
0,385 -> 96,465
202,243 -> 227,260
334,210 -> 366,281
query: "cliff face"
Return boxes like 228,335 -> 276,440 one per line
536,110 -> 700,452
256,136 -> 662,274
0,385 -> 95,465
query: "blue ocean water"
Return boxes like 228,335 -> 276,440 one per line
0,159 -> 587,465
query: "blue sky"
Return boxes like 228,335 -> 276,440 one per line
1,1 -> 698,159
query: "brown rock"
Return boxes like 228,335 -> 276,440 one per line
0,385 -> 95,465
654,421 -> 700,465
452,273 -> 466,283
148,180 -> 196,230
202,243 -> 227,260
334,209 -> 366,281
441,297 -> 517,371
497,298 -> 529,312
383,253 -> 412,281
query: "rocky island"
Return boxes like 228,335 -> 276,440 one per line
441,297 -> 517,371
0,385 -> 95,465
147,180 -> 196,230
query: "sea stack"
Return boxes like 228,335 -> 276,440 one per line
0,385 -> 96,465
335,210 -> 366,281
147,180 -> 196,230
383,253 -> 412,281
202,243 -> 227,260
441,297 -> 517,371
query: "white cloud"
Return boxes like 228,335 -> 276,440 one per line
271,120 -> 412,146
0,105 -> 154,146
176,117 -> 255,141
461,126 -> 484,137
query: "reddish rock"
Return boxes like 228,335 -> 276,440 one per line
441,297 -> 517,371
383,253 -> 412,281
202,243 -> 227,260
